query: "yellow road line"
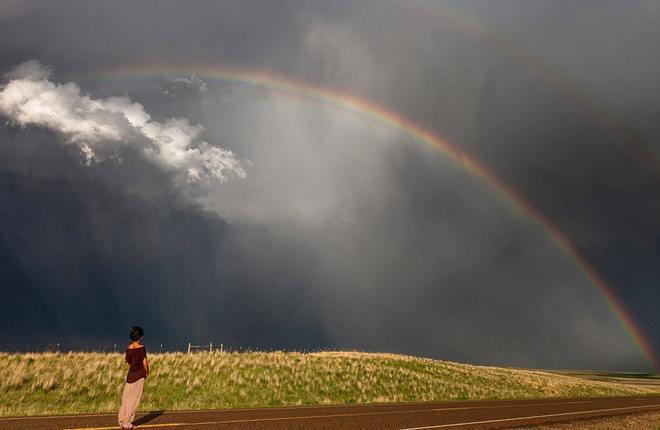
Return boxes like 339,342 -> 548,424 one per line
0,399 -> 590,422
0,402 -> 428,421
64,407 -> 480,430
62,401 -> 592,430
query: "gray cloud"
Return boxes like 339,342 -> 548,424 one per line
159,76 -> 208,98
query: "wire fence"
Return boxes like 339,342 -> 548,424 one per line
187,342 -> 224,354
0,342 -> 229,354
0,343 -> 347,356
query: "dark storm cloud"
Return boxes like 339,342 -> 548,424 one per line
0,0 -> 658,370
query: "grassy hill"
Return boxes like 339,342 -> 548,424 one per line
1,351 -> 658,417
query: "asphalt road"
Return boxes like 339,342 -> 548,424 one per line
1,396 -> 658,430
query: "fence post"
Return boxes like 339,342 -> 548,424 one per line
209,342 -> 213,353
187,342 -> 191,354
220,343 -> 223,354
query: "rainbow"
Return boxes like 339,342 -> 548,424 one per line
88,63 -> 657,370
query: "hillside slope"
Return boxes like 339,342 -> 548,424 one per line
1,351 -> 657,417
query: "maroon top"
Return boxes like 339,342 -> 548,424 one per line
125,346 -> 147,383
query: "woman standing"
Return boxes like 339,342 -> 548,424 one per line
118,326 -> 149,429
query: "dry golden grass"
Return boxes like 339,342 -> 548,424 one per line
517,411 -> 660,429
0,351 -> 657,417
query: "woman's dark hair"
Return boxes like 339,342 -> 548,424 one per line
129,326 -> 144,341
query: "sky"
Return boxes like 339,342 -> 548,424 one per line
0,0 -> 658,371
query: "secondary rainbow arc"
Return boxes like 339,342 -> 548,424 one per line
412,0 -> 660,174
90,63 -> 657,370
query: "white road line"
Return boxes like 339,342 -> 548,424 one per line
481,401 -> 590,409
0,400 -> 589,421
399,403 -> 660,430
0,403 -> 452,421
60,401 -> 593,430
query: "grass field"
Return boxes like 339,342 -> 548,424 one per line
1,351 -> 658,417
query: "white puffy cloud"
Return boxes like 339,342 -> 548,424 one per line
0,60 -> 246,184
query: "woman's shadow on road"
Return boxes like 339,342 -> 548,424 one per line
134,410 -> 164,425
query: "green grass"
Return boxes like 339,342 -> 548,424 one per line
0,351 -> 658,417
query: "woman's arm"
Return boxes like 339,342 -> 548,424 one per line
143,357 -> 149,375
